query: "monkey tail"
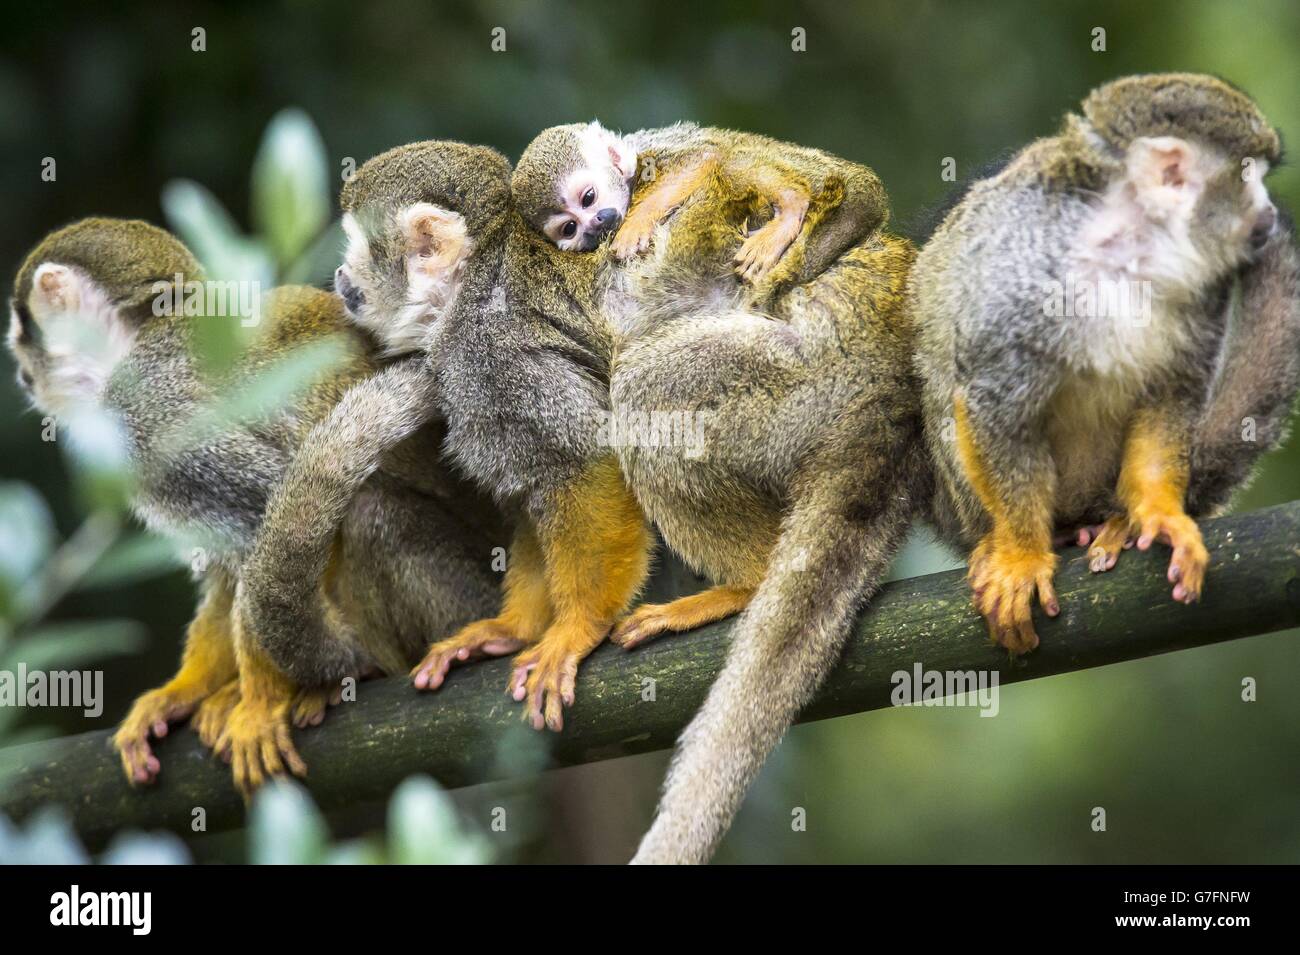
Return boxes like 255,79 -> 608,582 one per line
242,357 -> 439,687
631,447 -> 923,864
1187,214 -> 1300,516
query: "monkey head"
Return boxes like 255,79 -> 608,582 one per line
8,218 -> 200,416
336,141 -> 512,355
512,121 -> 637,252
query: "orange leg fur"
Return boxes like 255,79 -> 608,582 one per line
213,608 -> 306,797
507,457 -> 654,731
610,585 -> 755,649
954,395 -> 1059,654
411,522 -> 552,691
113,578 -> 238,785
1094,408 -> 1207,603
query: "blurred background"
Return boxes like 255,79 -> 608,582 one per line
1,0 -> 1298,862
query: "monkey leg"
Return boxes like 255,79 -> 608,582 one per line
508,458 -> 654,731
113,576 -> 238,785
610,584 -> 755,649
411,522 -> 551,690
213,608 -> 306,797
611,154 -> 720,260
1109,408 -> 1208,604
734,168 -> 811,283
954,395 -> 1060,654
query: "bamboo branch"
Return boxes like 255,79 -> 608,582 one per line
2,502 -> 1298,848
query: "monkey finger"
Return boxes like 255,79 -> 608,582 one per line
276,725 -> 308,778
1036,573 -> 1060,617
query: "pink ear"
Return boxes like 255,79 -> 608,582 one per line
606,137 -> 637,180
1131,137 -> 1195,192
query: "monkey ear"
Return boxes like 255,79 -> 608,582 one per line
29,263 -> 82,320
607,136 -> 637,181
1129,136 -> 1199,196
401,202 -> 469,260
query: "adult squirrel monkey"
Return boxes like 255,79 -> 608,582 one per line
911,73 -> 1300,654
7,218 -> 500,793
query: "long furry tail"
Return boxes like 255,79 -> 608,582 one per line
631,455 -> 921,864
1188,216 -> 1300,515
242,356 -> 439,686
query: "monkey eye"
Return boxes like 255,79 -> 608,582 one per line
561,221 -> 579,238
581,188 -> 596,209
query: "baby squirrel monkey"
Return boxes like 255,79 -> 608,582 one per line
914,73 -> 1300,654
512,120 -> 888,289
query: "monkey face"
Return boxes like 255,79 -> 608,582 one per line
338,203 -> 474,355
1125,136 -> 1279,275
539,122 -> 637,252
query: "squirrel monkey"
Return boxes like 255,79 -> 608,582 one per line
7,218 -> 500,793
913,73 -> 1300,654
330,138 -> 926,862
333,140 -> 652,732
511,121 -> 888,288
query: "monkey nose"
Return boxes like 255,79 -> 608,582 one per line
1250,205 -> 1277,249
594,207 -> 622,232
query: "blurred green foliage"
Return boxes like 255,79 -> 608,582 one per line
1,0 -> 1297,863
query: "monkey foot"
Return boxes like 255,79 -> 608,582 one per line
1131,507 -> 1208,604
291,685 -> 343,729
213,698 -> 305,797
734,220 -> 798,283
192,680 -> 240,750
113,686 -> 203,785
411,619 -> 526,691
1086,516 -> 1133,573
968,538 -> 1059,655
507,643 -> 585,733
611,586 -> 753,649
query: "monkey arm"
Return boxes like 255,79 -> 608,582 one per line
238,357 -> 441,689
733,144 -> 890,286
611,153 -> 721,260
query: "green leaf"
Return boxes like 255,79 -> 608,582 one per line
161,179 -> 275,287
387,775 -> 492,865
248,780 -> 329,864
252,109 -> 331,269
0,483 -> 56,602
1,619 -> 147,673
163,335 -> 349,456
78,533 -> 185,591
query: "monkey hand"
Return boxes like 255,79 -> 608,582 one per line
734,216 -> 800,283
609,206 -> 661,260
113,686 -> 205,785
213,695 -> 306,798
291,686 -> 340,729
192,680 -> 240,750
968,536 -> 1059,655
506,639 -> 586,732
411,619 -> 526,691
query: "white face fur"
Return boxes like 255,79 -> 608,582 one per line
541,123 -> 638,252
8,263 -> 135,416
336,202 -> 473,356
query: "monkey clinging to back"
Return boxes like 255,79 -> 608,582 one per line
511,120 -> 889,289
912,73 -> 1300,654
